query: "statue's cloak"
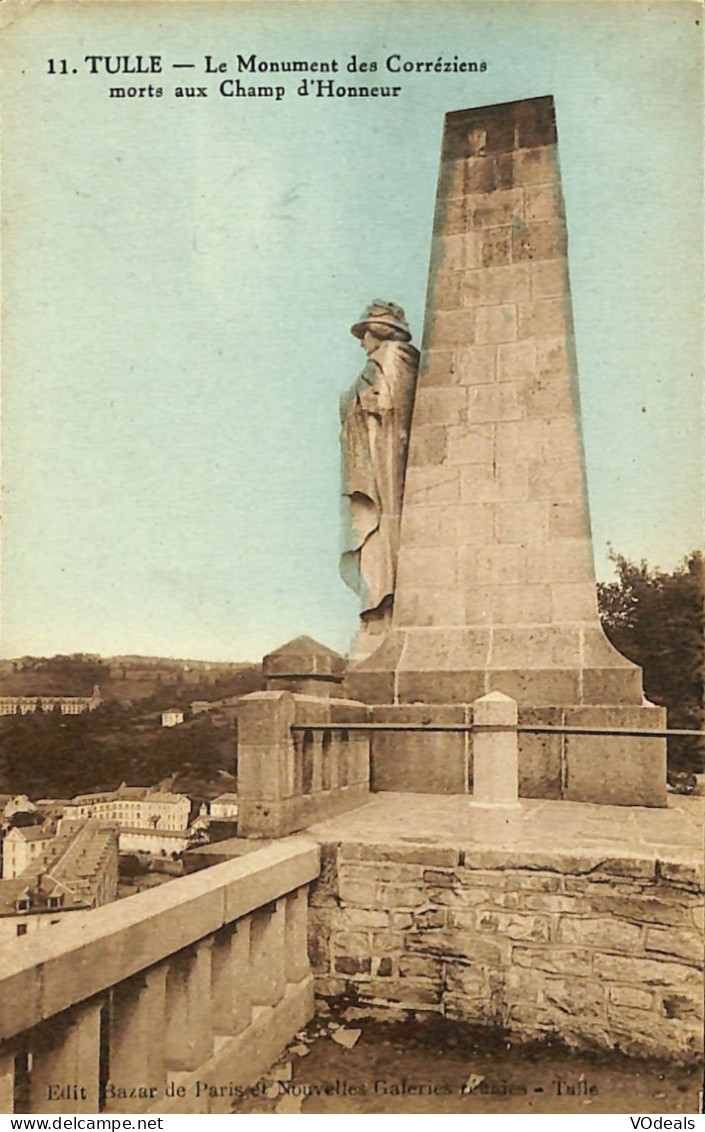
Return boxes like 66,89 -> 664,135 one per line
340,339 -> 419,616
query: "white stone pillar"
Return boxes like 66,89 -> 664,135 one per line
164,939 -> 213,1072
472,691 -> 520,805
106,965 -> 167,1112
30,1001 -> 102,1113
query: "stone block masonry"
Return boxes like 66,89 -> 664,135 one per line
309,837 -> 704,1063
345,97 -> 666,807
367,700 -> 667,806
348,96 -> 643,709
237,690 -> 370,837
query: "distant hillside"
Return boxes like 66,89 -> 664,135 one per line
0,706 -> 241,799
105,654 -> 256,673
1,653 -> 262,707
0,654 -> 106,696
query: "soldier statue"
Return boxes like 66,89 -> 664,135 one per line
340,300 -> 419,658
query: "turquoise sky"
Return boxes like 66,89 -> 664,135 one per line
1,1 -> 702,661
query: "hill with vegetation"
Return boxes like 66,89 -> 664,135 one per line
0,703 -> 240,800
0,652 -> 264,799
1,653 -> 262,710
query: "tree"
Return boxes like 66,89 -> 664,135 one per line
597,550 -> 704,779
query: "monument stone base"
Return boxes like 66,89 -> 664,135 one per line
362,700 -> 666,807
339,97 -> 669,809
345,622 -> 646,708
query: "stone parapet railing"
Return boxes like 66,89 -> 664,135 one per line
368,700 -> 667,807
0,837 -> 320,1115
237,691 -> 370,837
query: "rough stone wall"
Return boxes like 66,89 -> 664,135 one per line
309,841 -> 704,1062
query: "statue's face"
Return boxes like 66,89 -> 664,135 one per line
361,323 -> 388,354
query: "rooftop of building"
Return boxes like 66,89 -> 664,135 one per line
0,820 -> 118,916
119,826 -> 189,839
0,692 -> 99,701
68,784 -> 188,806
143,792 -> 190,805
5,826 -> 54,842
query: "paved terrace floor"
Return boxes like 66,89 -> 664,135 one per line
230,1016 -> 701,1115
308,794 -> 703,865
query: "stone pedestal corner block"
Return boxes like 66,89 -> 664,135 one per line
237,691 -> 296,808
263,636 -> 347,697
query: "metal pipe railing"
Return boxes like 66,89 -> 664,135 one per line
290,723 -> 705,738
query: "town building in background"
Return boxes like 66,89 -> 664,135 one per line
0,685 -> 102,716
116,827 -> 191,857
2,826 -> 55,879
62,784 -> 191,831
0,821 -> 118,944
160,708 -> 184,727
208,792 -> 239,820
189,696 -> 240,722
2,795 -> 37,826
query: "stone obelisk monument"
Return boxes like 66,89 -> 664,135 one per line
345,96 -> 666,806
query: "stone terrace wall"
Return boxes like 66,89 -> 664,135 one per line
309,841 -> 703,1062
0,838 -> 320,1115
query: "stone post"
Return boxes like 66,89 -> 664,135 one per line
237,691 -> 296,837
249,899 -> 286,1007
284,887 -> 311,985
321,733 -> 333,790
106,965 -> 167,1112
311,732 -> 324,793
29,1001 -> 102,1113
211,918 -> 252,1039
472,691 -> 520,805
164,940 -> 213,1072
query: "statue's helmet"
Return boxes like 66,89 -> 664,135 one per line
351,300 -> 412,342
